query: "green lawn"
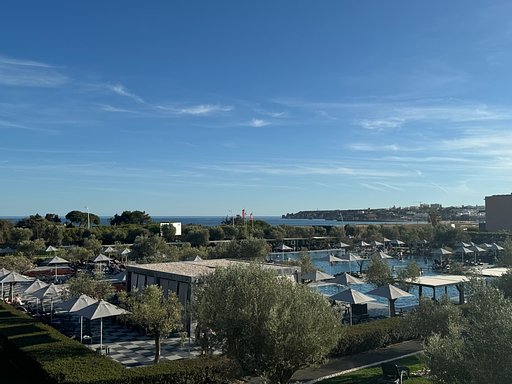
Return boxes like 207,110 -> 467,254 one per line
321,355 -> 431,384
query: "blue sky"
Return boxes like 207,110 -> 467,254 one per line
1,1 -> 512,217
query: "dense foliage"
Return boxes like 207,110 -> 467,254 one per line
0,302 -> 238,384
193,264 -> 342,384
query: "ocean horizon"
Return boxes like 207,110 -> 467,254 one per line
0,215 -> 420,227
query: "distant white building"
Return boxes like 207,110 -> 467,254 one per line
160,222 -> 182,236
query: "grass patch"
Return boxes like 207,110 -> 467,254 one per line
321,355 -> 431,384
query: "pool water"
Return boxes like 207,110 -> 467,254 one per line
270,249 -> 460,308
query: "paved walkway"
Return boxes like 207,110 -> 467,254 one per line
290,339 -> 423,383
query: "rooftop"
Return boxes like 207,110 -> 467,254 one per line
127,259 -> 299,279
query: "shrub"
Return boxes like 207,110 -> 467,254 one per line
332,317 -> 412,357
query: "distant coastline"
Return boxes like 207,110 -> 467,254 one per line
0,216 -> 420,227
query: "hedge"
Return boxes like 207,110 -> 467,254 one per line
0,303 -> 238,384
331,316 -> 414,357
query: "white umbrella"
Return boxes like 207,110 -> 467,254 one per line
328,272 -> 365,285
370,240 -> 384,247
121,248 -> 131,264
367,284 -> 413,317
29,283 -> 64,321
455,247 -> 474,263
74,300 -> 129,352
0,271 -> 32,301
320,254 -> 344,273
339,252 -> 365,273
0,268 -> 11,299
338,241 -> 351,248
302,270 -> 335,282
103,246 -> 116,254
24,279 -> 49,295
93,254 -> 111,272
371,250 -> 394,260
390,239 -> 405,246
93,254 -> 111,263
330,288 -> 376,325
491,243 -> 504,251
431,248 -> 452,263
57,294 -> 99,342
455,242 -> 471,248
48,256 -> 70,282
46,245 -> 59,252
321,254 -> 344,263
356,241 -> 371,247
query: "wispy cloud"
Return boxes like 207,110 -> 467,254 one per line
0,120 -> 56,134
0,55 -> 69,87
101,104 -> 138,114
107,84 -> 145,104
174,104 -> 233,115
358,117 -> 405,130
249,118 -> 270,127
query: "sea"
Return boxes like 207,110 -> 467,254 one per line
1,215 -> 421,227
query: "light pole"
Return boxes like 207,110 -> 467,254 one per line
85,206 -> 90,229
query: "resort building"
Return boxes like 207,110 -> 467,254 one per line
126,259 -> 300,306
485,194 -> 512,231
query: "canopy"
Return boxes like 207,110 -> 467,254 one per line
0,271 -> 32,284
454,242 -> 471,248
431,248 -> 452,255
29,283 -> 64,300
121,248 -> 131,255
74,300 -> 130,352
274,243 -> 292,251
455,247 -> 474,254
0,268 -> 11,278
491,243 -> 504,251
24,279 -> 50,294
356,241 -> 370,247
338,241 -> 351,248
330,288 -> 376,304
371,250 -> 393,260
302,270 -> 334,282
103,246 -> 116,253
45,245 -> 59,252
330,288 -> 376,325
367,284 -> 413,317
57,294 -> 98,313
48,256 -> 69,264
369,240 -> 384,247
390,239 -> 405,246
367,284 -> 413,301
93,254 -> 111,263
321,254 -> 344,263
193,256 -> 203,261
469,245 -> 486,253
339,252 -> 365,262
57,294 -> 98,342
328,272 -> 365,285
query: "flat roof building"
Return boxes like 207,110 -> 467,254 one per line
485,194 -> 512,231
126,259 -> 300,306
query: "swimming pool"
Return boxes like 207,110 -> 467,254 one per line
270,249 -> 461,308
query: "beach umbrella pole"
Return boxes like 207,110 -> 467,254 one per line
100,319 -> 103,353
80,316 -> 83,343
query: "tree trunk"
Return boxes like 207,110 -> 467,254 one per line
154,334 -> 161,363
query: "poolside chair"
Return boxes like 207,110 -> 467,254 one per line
379,362 -> 410,383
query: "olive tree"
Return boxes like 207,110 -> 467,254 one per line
122,285 -> 183,363
193,264 -> 342,384
366,255 -> 393,287
66,272 -> 114,300
423,282 -> 512,383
